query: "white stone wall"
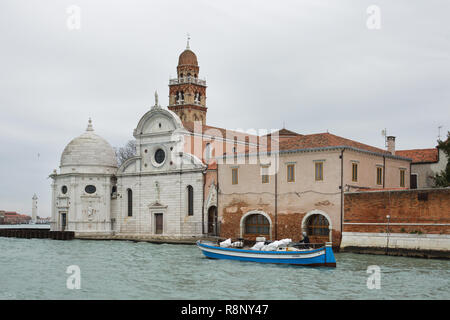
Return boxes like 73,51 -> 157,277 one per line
341,232 -> 450,252
51,174 -> 114,235
116,171 -> 204,237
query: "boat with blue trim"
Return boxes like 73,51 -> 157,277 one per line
196,240 -> 336,267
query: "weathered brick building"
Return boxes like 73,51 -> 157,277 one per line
216,133 -> 411,248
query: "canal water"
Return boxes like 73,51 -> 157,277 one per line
0,237 -> 448,300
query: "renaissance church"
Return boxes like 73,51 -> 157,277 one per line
50,42 -> 227,240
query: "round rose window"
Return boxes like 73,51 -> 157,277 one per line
155,149 -> 165,164
85,185 -> 96,194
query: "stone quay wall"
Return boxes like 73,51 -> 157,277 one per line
341,188 -> 450,258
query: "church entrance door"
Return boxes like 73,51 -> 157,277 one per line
155,213 -> 163,234
60,212 -> 67,231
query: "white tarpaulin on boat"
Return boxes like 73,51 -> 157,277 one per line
250,241 -> 265,250
219,238 -> 232,247
251,238 -> 292,251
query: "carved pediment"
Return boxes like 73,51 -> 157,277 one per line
148,201 -> 168,209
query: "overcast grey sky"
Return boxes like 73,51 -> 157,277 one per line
1,0 -> 449,217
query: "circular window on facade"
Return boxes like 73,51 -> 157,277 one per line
154,149 -> 165,164
61,186 -> 68,194
85,185 -> 96,194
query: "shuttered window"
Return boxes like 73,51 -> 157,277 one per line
287,164 -> 295,182
232,168 -> 238,185
400,169 -> 406,187
376,167 -> 383,185
352,163 -> 358,182
315,162 -> 323,181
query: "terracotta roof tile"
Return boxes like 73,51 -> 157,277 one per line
182,121 -> 262,144
279,132 -> 390,154
396,148 -> 438,163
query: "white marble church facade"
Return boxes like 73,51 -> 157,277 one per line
50,98 -> 207,240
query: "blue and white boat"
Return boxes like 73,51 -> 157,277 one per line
196,240 -> 336,267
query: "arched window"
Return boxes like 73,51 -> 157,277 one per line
244,214 -> 270,235
306,214 -> 329,236
127,189 -> 133,217
111,186 -> 117,199
194,92 -> 201,104
176,91 -> 184,104
205,143 -> 211,162
187,185 -> 194,216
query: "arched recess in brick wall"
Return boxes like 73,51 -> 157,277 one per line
240,210 -> 272,240
301,210 -> 332,243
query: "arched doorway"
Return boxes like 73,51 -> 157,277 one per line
304,214 -> 330,244
207,206 -> 218,236
241,212 -> 271,240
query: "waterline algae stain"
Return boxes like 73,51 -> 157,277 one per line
0,237 -> 449,300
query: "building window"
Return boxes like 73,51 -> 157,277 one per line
155,149 -> 165,164
411,174 -> 418,189
306,214 -> 330,237
176,91 -> 184,104
287,164 -> 295,182
111,186 -> 117,199
376,167 -> 383,185
244,214 -> 270,235
187,185 -> 194,216
205,143 -> 211,162
352,163 -> 358,182
261,166 -> 269,184
315,162 -> 323,181
232,168 -> 238,185
400,169 -> 406,187
61,186 -> 68,194
127,189 -> 133,217
85,185 -> 96,194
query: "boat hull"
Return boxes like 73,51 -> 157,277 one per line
197,241 -> 336,267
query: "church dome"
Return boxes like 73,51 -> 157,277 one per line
178,49 -> 198,66
60,119 -> 117,170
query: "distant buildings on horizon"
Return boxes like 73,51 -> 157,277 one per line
0,210 -> 50,225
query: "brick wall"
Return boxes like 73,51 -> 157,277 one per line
343,188 -> 450,234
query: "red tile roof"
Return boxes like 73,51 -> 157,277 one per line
396,148 -> 438,163
279,132 -> 390,154
182,121 -> 262,144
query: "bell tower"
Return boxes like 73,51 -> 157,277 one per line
168,37 -> 207,125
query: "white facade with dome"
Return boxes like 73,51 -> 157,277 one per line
50,97 -> 207,239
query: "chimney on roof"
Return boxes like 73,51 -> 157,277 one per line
387,136 -> 396,155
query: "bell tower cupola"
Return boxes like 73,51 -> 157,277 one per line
168,36 -> 207,125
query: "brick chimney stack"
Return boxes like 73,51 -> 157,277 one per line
387,136 -> 396,155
